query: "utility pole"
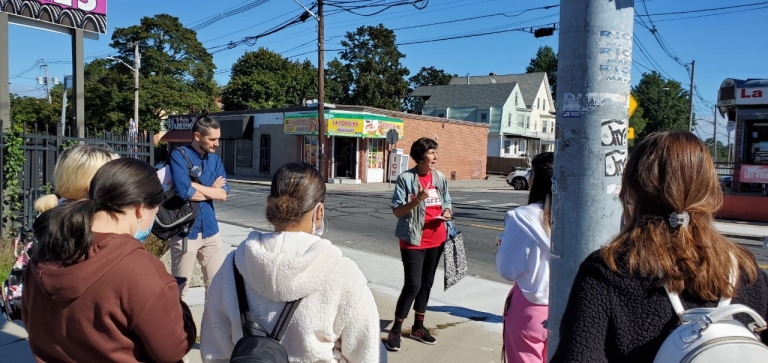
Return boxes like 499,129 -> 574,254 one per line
41,61 -> 51,104
713,105 -> 717,162
548,0 -> 634,359
317,0 -> 327,181
134,42 -> 141,132
688,60 -> 695,132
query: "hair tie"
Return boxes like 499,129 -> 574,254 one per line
669,211 -> 690,229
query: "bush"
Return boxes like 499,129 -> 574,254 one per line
143,234 -> 169,259
0,239 -> 16,282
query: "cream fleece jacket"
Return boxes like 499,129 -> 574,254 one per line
200,231 -> 387,363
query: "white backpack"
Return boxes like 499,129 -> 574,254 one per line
654,265 -> 768,363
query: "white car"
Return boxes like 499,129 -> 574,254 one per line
506,168 -> 531,190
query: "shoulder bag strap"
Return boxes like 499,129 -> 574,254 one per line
663,253 -> 740,316
233,254 -> 262,337
270,299 -> 302,341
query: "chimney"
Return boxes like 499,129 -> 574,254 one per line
489,72 -> 496,76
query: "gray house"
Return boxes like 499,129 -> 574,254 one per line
412,72 -> 555,158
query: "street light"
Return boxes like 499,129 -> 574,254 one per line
105,42 -> 140,133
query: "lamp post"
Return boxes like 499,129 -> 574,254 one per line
106,42 -> 140,132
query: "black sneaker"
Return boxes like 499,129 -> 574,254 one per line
409,327 -> 437,345
385,329 -> 401,351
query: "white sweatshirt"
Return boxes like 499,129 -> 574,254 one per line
200,231 -> 387,363
496,203 -> 551,305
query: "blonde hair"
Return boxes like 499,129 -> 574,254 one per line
34,144 -> 120,213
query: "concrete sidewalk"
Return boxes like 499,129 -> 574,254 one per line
228,174 -> 511,192
0,223 -> 507,362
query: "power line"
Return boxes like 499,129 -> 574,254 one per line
648,1 -> 768,16
191,0 -> 272,31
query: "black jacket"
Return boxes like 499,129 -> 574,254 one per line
551,250 -> 768,363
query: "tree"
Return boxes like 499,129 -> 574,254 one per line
526,46 -> 558,95
704,138 -> 729,162
221,48 -> 317,110
403,66 -> 456,112
338,24 -> 410,110
633,71 -> 695,142
104,14 -> 218,132
325,58 -> 352,105
9,93 -> 61,130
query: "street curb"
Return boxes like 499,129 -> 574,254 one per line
228,179 -> 271,186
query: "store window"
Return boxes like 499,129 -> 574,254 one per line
368,139 -> 385,169
747,122 -> 768,164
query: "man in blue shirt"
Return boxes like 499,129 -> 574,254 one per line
169,114 -> 230,299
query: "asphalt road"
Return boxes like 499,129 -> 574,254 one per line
215,183 -> 767,284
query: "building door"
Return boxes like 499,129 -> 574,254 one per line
222,139 -> 236,175
334,137 -> 356,178
259,134 -> 271,174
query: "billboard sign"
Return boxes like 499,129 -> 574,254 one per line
284,110 -> 404,138
1,0 -> 108,34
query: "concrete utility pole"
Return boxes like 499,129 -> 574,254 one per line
317,0 -> 328,181
713,105 -> 717,162
41,61 -> 52,104
134,42 -> 141,132
548,0 -> 634,358
688,60 -> 695,132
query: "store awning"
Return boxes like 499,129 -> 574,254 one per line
216,115 -> 253,139
160,130 -> 193,143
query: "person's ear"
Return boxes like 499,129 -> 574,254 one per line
317,204 -> 324,222
193,132 -> 201,142
134,205 -> 144,221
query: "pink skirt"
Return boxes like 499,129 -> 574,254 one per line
502,284 -> 548,363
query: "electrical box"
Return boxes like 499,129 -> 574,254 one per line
388,148 -> 410,182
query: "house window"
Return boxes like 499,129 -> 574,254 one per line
517,115 -> 525,128
259,134 -> 271,174
503,140 -> 511,154
525,116 -> 530,129
481,113 -> 487,123
543,120 -> 549,133
537,98 -> 540,110
507,113 -> 512,127
515,94 -> 518,106
551,122 -> 555,133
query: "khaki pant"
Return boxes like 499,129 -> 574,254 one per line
171,233 -> 225,299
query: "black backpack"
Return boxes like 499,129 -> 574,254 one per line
231,255 -> 301,363
153,147 -> 199,253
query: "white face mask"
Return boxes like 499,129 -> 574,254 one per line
311,203 -> 325,236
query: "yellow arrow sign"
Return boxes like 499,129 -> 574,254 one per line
629,94 -> 638,118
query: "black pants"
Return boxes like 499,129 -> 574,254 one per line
394,245 -> 445,319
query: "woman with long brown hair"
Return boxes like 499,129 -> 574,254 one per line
551,131 -> 768,362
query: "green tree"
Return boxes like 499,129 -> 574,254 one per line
105,14 -> 217,132
704,137 -> 729,162
403,66 -> 456,112
526,45 -> 558,95
9,93 -> 60,130
221,48 -> 317,110
324,58 -> 352,105
338,24 -> 410,110
633,71 -> 694,142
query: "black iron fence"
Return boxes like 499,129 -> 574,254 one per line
0,122 -> 155,233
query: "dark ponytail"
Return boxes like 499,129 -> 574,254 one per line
32,158 -> 164,266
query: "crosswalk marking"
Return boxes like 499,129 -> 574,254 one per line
462,200 -> 493,204
487,203 -> 519,209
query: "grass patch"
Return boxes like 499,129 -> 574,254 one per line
0,239 -> 17,282
143,234 -> 170,259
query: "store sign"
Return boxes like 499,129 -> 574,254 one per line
1,0 -> 108,34
737,87 -> 768,105
284,111 -> 404,138
741,164 -> 768,184
168,116 -> 196,131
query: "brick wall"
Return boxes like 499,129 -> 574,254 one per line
734,118 -> 744,163
399,115 -> 488,180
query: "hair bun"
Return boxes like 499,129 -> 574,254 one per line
266,195 -> 303,227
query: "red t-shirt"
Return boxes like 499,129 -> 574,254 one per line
399,173 -> 447,250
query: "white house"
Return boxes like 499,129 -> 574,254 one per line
411,72 -> 556,158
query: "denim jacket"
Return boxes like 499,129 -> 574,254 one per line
390,168 -> 452,246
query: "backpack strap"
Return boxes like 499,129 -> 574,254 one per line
232,254 -> 302,341
663,253 -> 739,317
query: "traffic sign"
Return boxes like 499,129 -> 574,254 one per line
727,120 -> 736,132
629,94 -> 638,118
628,127 -> 635,140
386,129 -> 399,145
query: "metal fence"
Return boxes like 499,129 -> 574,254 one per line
0,122 -> 155,232
486,156 -> 531,174
713,162 -> 765,194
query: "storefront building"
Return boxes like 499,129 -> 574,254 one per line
716,78 -> 768,222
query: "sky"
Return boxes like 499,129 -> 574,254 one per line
6,0 -> 768,144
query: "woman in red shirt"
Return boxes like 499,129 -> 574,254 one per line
386,137 -> 453,352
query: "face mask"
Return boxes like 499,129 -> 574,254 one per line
311,203 -> 325,236
134,218 -> 152,243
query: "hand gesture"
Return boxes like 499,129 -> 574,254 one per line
213,176 -> 227,189
415,182 -> 430,203
442,209 -> 452,220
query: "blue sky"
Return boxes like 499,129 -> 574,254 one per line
7,0 -> 768,143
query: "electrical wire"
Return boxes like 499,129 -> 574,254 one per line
191,0 -> 271,31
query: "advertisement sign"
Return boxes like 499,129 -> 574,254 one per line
741,164 -> 768,184
284,111 -> 404,138
1,0 -> 108,34
168,116 -> 196,131
736,87 -> 768,106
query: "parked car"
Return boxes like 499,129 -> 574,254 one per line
719,176 -> 732,192
507,167 -> 531,190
